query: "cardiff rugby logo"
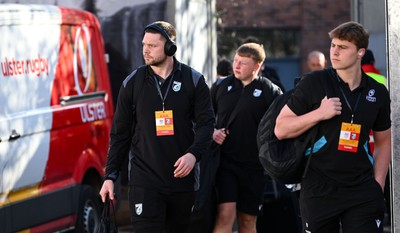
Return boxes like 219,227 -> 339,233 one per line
135,203 -> 143,215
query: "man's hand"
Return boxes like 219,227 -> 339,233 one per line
174,153 -> 196,178
99,179 -> 115,202
213,128 -> 227,145
318,96 -> 342,120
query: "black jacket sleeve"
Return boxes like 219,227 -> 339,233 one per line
104,72 -> 136,181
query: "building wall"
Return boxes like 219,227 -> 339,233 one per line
216,0 -> 351,75
217,0 -> 302,28
300,0 -> 351,72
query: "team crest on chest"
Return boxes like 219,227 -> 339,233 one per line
227,85 -> 232,92
366,89 -> 376,102
253,89 -> 262,97
173,81 -> 182,92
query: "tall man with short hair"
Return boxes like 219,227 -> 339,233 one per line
275,21 -> 391,233
99,21 -> 215,233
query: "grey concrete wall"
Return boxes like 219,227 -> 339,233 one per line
387,0 -> 400,232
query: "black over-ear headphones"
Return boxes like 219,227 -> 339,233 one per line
144,23 -> 177,56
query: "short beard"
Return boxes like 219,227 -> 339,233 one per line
145,55 -> 168,67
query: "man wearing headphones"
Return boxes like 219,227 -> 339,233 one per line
99,21 -> 215,233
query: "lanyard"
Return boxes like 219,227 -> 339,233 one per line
338,87 -> 361,124
153,74 -> 174,111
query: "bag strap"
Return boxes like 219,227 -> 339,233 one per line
214,75 -> 274,130
226,76 -> 281,130
301,69 -> 335,179
212,75 -> 235,129
302,132 -> 317,179
225,95 -> 245,130
101,196 -> 117,223
225,77 -> 247,130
